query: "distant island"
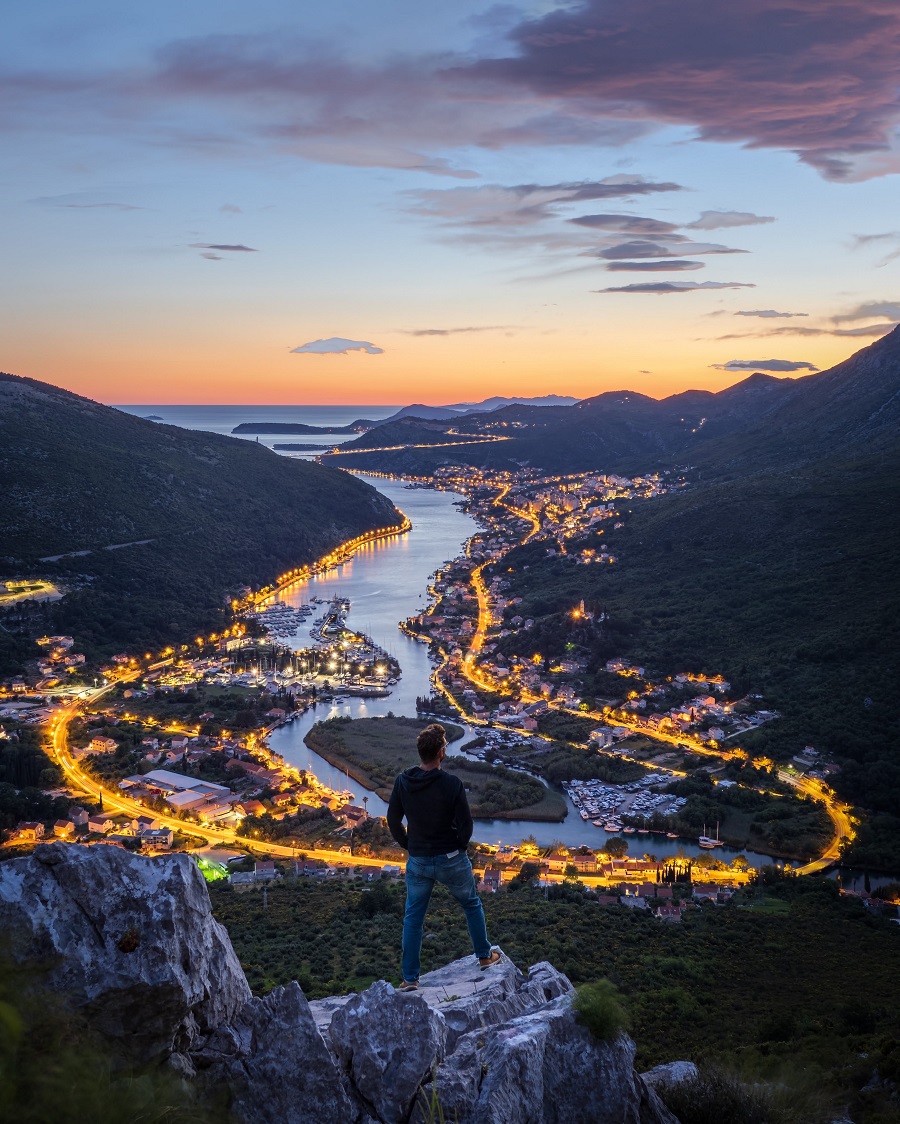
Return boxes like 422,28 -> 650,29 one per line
273,443 -> 337,451
232,421 -> 372,435
231,394 -> 580,436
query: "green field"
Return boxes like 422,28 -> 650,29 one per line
443,759 -> 566,822
305,716 -> 565,821
304,715 -> 465,794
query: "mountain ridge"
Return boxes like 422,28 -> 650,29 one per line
230,394 -> 578,435
0,371 -> 401,662
327,331 -> 900,475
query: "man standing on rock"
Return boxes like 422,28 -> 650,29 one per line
387,722 -> 500,991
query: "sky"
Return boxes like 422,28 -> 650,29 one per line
4,0 -> 900,405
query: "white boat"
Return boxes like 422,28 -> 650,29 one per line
699,821 -> 724,848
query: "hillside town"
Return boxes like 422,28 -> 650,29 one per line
1,465 -> 848,889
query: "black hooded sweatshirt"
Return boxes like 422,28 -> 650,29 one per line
386,766 -> 473,857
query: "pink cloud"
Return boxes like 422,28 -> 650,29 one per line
7,3 -> 900,181
474,0 -> 900,179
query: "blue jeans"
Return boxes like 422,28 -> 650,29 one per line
402,852 -> 492,982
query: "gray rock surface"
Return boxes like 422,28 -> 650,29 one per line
430,994 -> 679,1124
311,952 -> 572,1049
642,1060 -> 700,1092
0,845 -> 683,1123
417,953 -> 573,1051
194,981 -> 354,1124
329,979 -> 449,1123
307,990 -> 355,1034
0,841 -> 249,1059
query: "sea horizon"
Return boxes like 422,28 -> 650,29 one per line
113,403 -> 402,454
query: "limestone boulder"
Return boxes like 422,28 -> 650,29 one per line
329,979 -> 449,1123
417,953 -> 573,1050
0,846 -> 684,1123
642,1060 -> 700,1093
430,994 -> 680,1124
193,981 -> 354,1124
0,842 -> 249,1059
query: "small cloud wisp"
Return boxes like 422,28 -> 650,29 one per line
291,337 -> 384,355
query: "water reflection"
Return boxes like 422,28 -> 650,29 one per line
269,479 -> 774,866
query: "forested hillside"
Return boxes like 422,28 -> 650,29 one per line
0,373 -> 400,666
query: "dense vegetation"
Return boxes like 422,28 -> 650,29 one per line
659,776 -> 831,861
0,725 -> 74,835
490,450 -> 900,868
0,372 -> 400,671
0,957 -> 217,1123
210,872 -> 900,1121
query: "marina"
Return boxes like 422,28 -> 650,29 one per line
261,479 -> 775,866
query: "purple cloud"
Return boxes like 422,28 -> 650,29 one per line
597,280 -> 755,294
407,180 -> 682,229
291,337 -> 383,355
9,3 -> 900,181
606,260 -> 703,271
736,309 -> 808,318
712,358 -> 818,372
716,323 -> 897,340
834,300 -> 900,322
593,240 -> 745,259
33,194 -> 144,211
190,242 -> 257,252
687,211 -> 776,230
63,201 -> 143,211
570,214 -> 680,236
474,0 -> 900,179
400,326 -> 514,336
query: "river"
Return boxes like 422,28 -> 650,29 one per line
264,479 -> 780,866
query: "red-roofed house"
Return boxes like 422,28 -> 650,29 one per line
572,850 -> 598,874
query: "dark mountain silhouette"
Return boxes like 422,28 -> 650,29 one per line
231,394 -> 577,435
695,326 -> 900,475
0,372 -> 400,661
328,372 -> 799,473
330,328 -> 900,476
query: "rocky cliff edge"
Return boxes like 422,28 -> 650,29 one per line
0,843 -> 689,1123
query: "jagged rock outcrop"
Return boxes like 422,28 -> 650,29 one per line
329,979 -> 449,1121
0,841 -> 250,1060
192,981 -> 354,1123
430,996 -> 677,1124
0,845 -> 683,1123
310,952 -> 676,1124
